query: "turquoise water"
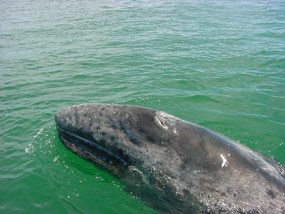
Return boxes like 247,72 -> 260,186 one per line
1,0 -> 285,213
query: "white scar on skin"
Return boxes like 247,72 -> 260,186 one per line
220,154 -> 229,167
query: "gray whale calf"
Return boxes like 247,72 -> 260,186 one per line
55,104 -> 285,213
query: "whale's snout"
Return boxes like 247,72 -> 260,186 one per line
55,104 -> 131,172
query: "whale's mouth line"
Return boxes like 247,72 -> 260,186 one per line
56,125 -> 130,168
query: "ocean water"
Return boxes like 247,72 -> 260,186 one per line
1,0 -> 285,213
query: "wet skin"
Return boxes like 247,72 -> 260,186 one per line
55,104 -> 285,214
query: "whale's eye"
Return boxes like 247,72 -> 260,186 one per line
155,116 -> 168,130
159,120 -> 165,127
155,111 -> 175,130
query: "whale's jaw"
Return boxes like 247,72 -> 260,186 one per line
56,125 -> 130,174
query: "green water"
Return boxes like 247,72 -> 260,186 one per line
1,0 -> 285,213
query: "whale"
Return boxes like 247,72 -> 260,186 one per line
55,104 -> 285,213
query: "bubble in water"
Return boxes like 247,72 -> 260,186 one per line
25,143 -> 34,154
53,155 -> 59,162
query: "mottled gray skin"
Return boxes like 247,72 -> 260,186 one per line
55,104 -> 285,214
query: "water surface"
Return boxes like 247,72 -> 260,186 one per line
1,0 -> 285,213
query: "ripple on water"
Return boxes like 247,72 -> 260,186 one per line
1,0 -> 285,213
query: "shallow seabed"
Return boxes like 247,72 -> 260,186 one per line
1,0 -> 285,213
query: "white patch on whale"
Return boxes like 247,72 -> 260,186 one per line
220,154 -> 229,168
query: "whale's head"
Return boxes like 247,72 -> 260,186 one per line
55,102 -> 217,213
55,103 -> 285,213
55,103 -> 205,212
55,104 -> 181,177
